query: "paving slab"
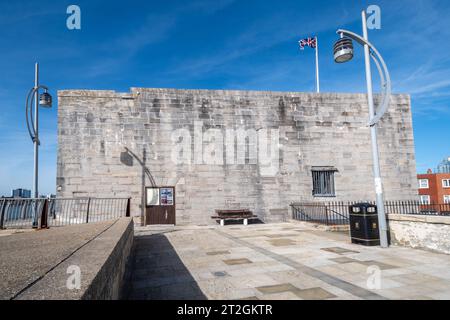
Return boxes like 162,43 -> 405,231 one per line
128,222 -> 450,300
293,287 -> 336,300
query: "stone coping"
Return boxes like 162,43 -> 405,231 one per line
58,87 -> 410,100
18,217 -> 133,300
388,214 -> 450,225
0,218 -> 133,300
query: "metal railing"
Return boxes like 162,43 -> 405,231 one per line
291,202 -> 351,226
0,198 -> 44,229
384,200 -> 450,216
0,197 -> 131,229
291,200 -> 450,226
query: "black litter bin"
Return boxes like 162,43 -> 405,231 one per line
349,203 -> 380,246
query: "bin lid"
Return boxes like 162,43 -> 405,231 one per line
350,203 -> 376,208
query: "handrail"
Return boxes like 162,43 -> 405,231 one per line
326,208 -> 349,219
0,197 -> 132,229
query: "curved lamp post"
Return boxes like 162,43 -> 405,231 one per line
25,63 -> 53,200
333,11 -> 390,248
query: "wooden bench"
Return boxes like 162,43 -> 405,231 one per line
211,209 -> 258,226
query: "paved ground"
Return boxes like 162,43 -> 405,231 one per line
0,229 -> 35,237
128,221 -> 450,300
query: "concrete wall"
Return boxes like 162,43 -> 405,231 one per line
57,88 -> 418,225
81,218 -> 134,300
389,214 -> 450,255
16,218 -> 134,300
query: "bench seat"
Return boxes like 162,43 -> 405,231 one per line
211,209 -> 258,226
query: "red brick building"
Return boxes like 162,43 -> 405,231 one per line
417,172 -> 450,204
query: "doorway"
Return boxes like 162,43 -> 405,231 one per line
145,187 -> 176,225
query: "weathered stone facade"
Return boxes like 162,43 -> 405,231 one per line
388,214 -> 450,255
57,88 -> 418,225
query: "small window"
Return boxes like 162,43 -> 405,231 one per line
442,179 -> 450,188
420,195 -> 431,205
418,179 -> 429,189
444,195 -> 450,204
312,167 -> 337,197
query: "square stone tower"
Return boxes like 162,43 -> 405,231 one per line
57,88 -> 418,225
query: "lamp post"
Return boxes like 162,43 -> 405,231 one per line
26,63 -> 52,199
333,11 -> 391,248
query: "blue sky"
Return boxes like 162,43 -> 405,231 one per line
0,0 -> 449,196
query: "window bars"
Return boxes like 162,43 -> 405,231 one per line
312,169 -> 336,197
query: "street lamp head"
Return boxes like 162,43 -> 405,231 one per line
39,90 -> 52,108
333,37 -> 354,63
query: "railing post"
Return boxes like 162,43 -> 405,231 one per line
40,199 -> 49,229
86,198 -> 91,223
325,205 -> 329,226
32,200 -> 38,229
126,198 -> 131,217
0,199 -> 6,229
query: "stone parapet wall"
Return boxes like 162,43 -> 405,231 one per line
16,218 -> 134,300
388,214 -> 450,254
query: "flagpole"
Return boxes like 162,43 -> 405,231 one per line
315,36 -> 320,93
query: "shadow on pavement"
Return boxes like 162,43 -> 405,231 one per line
211,219 -> 265,226
127,233 -> 207,300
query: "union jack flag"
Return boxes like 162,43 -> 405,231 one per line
299,37 -> 317,50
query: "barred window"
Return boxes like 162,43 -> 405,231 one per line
312,167 -> 337,197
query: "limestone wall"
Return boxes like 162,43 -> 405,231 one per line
57,88 -> 418,225
388,214 -> 450,255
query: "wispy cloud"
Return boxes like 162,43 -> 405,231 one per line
372,1 -> 450,101
168,8 -> 356,77
186,0 -> 237,14
83,13 -> 178,78
0,2 -> 59,26
82,0 -> 237,78
159,0 -> 372,86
